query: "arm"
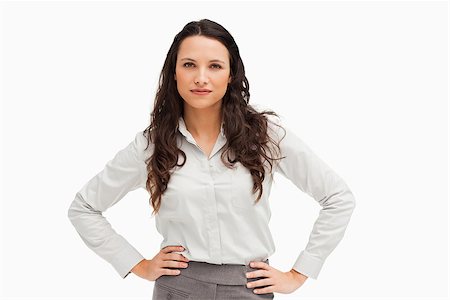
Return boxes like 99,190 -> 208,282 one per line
67,131 -> 151,279
289,268 -> 309,284
269,117 -> 356,280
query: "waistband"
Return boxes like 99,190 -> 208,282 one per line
177,258 -> 270,285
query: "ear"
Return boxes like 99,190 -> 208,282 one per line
228,76 -> 232,84
174,73 -> 177,81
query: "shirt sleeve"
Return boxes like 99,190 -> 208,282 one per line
269,116 -> 356,280
67,130 -> 150,279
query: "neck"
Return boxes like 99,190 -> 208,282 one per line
183,107 -> 222,138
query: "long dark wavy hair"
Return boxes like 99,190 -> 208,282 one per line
143,19 -> 286,216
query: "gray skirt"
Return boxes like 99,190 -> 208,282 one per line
152,258 -> 275,299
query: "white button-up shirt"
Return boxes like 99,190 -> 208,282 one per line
68,115 -> 356,280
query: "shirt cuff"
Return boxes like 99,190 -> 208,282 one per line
110,244 -> 146,279
291,250 -> 324,280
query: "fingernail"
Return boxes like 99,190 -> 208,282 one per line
250,262 -> 255,267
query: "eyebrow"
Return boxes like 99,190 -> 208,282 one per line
180,58 -> 225,64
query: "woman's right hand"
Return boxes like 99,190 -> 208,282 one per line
131,245 -> 190,281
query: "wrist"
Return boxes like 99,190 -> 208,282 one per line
131,258 -> 148,276
289,268 -> 308,282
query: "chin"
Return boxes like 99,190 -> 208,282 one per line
183,99 -> 223,110
186,103 -> 218,110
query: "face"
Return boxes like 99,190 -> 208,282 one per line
174,35 -> 232,112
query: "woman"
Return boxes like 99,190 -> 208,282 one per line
68,19 -> 356,299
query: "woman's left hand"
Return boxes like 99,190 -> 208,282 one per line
245,261 -> 308,295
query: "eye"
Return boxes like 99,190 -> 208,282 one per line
183,62 -> 194,68
211,64 -> 222,69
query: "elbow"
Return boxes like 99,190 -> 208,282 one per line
67,195 -> 79,224
346,189 -> 356,213
67,192 -> 93,224
326,185 -> 356,214
338,179 -> 356,212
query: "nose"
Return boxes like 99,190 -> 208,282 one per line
194,67 -> 208,85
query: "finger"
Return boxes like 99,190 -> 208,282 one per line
246,269 -> 269,279
178,253 -> 190,262
163,260 -> 189,269
170,252 -> 189,262
249,261 -> 270,270
165,252 -> 190,262
162,268 -> 182,276
253,285 -> 275,295
162,246 -> 185,253
247,278 -> 272,289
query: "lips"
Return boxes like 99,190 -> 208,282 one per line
191,89 -> 212,95
191,89 -> 212,92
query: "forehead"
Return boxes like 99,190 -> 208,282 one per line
177,36 -> 229,62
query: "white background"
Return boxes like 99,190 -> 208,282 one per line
0,0 -> 448,299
